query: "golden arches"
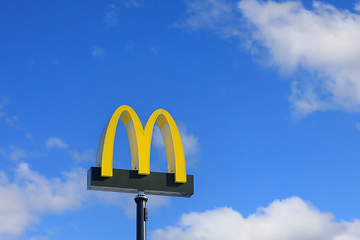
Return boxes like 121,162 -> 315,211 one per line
96,105 -> 187,183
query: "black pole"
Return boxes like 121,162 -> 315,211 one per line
135,192 -> 148,240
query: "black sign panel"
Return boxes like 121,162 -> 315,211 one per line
87,167 -> 194,198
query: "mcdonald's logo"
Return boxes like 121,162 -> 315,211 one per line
96,105 -> 186,183
88,105 -> 194,197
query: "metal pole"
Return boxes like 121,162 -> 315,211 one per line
135,192 -> 148,240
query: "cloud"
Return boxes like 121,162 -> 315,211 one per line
151,196 -> 360,240
238,0 -> 360,116
179,0 -> 239,35
182,0 -> 360,117
0,97 -> 33,141
356,2 -> 360,12
0,163 -> 87,237
70,148 -> 95,163
356,123 -> 360,132
45,137 -> 95,163
45,137 -> 68,150
26,132 -> 33,140
0,96 -> 20,129
8,146 -> 31,161
152,122 -> 199,167
4,116 -> 19,128
0,146 -> 31,161
178,124 -> 200,156
0,160 -> 170,238
92,46 -> 106,57
104,5 -> 118,27
124,0 -> 140,8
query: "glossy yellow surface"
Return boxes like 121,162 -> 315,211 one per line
96,105 -> 187,183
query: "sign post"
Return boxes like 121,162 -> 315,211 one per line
87,105 -> 194,239
135,193 -> 148,240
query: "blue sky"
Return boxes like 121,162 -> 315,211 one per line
1,0 -> 360,239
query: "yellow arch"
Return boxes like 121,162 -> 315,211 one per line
96,105 -> 187,183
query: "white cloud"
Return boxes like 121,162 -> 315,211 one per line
238,0 -> 360,116
355,2 -> 360,12
182,0 -> 360,117
92,46 -> 106,57
0,160 -> 170,238
180,0 -> 239,36
0,163 -> 87,237
5,116 -> 19,128
26,132 -> 33,140
45,137 -> 95,163
0,96 -> 20,129
124,0 -> 140,8
70,148 -> 95,163
151,196 -> 360,240
0,146 -> 31,161
9,146 -> 30,161
356,123 -> 360,131
178,124 -> 200,156
45,137 -> 68,150
0,97 -> 33,140
104,5 -> 118,27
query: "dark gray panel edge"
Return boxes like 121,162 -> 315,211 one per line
87,167 -> 194,198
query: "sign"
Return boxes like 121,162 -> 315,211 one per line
88,105 -> 194,197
